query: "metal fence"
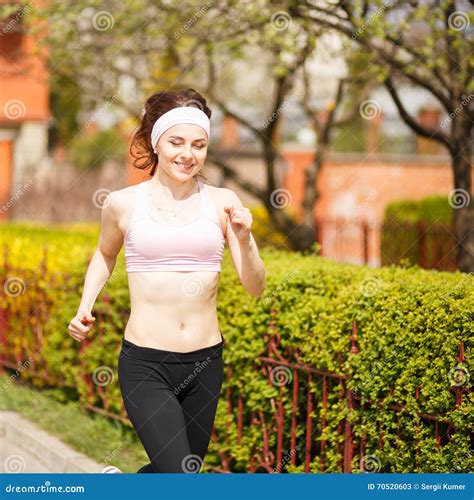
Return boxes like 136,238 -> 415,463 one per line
316,217 -> 458,271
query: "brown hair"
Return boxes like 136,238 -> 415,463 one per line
129,88 -> 212,181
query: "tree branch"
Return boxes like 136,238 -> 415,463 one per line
384,75 -> 454,153
205,149 -> 266,200
296,0 -> 454,114
204,47 -> 262,138
300,58 -> 321,135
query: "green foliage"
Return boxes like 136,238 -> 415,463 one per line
68,128 -> 127,171
0,223 -> 472,473
381,195 -> 458,269
50,73 -> 82,146
384,195 -> 454,225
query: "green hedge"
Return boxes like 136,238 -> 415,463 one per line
0,222 -> 472,473
381,195 -> 458,270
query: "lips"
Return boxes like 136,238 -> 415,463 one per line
175,162 -> 194,171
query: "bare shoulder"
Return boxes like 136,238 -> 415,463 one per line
106,182 -> 142,236
203,182 -> 243,236
204,183 -> 241,205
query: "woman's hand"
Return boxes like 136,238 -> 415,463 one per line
68,310 -> 96,342
224,205 -> 252,243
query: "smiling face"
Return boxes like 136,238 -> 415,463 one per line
155,123 -> 209,180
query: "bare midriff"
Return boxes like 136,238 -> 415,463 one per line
124,270 -> 222,351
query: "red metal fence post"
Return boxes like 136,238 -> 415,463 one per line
418,220 -> 427,268
362,221 -> 369,265
0,245 -> 10,373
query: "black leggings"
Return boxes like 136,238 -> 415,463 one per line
118,334 -> 225,473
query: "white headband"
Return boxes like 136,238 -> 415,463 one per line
150,106 -> 210,154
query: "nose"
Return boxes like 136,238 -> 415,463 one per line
179,144 -> 193,160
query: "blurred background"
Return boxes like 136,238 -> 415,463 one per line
0,0 -> 472,272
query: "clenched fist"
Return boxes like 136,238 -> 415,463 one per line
68,310 -> 96,342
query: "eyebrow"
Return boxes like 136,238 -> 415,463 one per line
168,135 -> 207,142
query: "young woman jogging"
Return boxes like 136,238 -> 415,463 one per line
67,88 -> 266,473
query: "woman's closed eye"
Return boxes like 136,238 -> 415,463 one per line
170,142 -> 205,149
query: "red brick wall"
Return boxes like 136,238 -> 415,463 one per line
0,139 -> 13,221
282,150 -> 473,266
0,0 -> 50,214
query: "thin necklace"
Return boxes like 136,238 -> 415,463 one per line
148,179 -> 198,219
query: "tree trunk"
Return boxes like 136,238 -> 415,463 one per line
451,111 -> 473,273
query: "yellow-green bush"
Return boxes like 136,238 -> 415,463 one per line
0,222 -> 472,473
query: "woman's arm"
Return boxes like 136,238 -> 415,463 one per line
223,190 -> 266,298
69,193 -> 123,341
236,232 -> 266,298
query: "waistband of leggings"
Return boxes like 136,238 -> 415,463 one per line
120,333 -> 225,363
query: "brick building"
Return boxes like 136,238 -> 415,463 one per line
1,4 -> 469,269
0,1 -> 50,221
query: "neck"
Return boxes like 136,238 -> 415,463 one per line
150,170 -> 198,200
